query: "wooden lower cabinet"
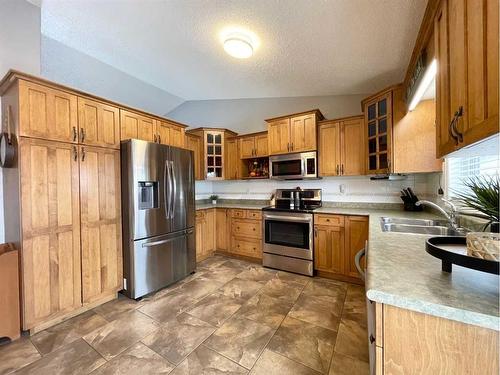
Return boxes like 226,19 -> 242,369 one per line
313,214 -> 368,283
374,303 -> 499,374
19,138 -> 82,329
79,146 -> 123,304
195,208 -> 216,261
216,209 -> 229,251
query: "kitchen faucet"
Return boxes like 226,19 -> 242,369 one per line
415,198 -> 460,230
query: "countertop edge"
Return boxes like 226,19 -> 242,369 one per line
366,289 -> 500,332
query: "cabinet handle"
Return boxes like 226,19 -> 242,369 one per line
80,128 -> 85,142
158,134 -> 161,144
73,146 -> 78,161
336,165 -> 339,175
452,106 -> 464,143
287,143 -> 290,152
154,134 -> 157,143
369,334 -> 375,344
252,228 -> 255,231
341,164 -> 344,175
291,142 -> 294,151
72,127 -> 77,142
314,228 -> 318,237
326,218 -> 330,222
81,147 -> 85,162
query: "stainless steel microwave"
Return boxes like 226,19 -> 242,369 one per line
269,151 -> 317,180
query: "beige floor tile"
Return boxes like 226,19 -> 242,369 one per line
93,294 -> 144,322
217,278 -> 265,303
302,278 -> 347,303
0,338 -> 41,375
329,352 -> 369,375
334,319 -> 369,363
142,313 -> 215,365
266,316 -> 337,374
31,311 -> 108,355
275,271 -> 311,286
250,349 -> 321,375
171,345 -> 248,375
236,293 -> 293,329
236,267 -> 277,284
139,290 -> 198,323
91,342 -> 175,375
186,292 -> 243,327
259,278 -> 304,303
83,310 -> 159,360
15,339 -> 104,375
204,315 -> 275,369
288,294 -> 343,331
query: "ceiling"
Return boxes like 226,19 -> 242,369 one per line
40,0 -> 427,101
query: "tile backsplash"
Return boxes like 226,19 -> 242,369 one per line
196,173 -> 442,204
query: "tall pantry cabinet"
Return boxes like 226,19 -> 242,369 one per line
0,73 -> 122,332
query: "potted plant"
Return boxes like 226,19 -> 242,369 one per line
209,195 -> 219,205
454,175 -> 499,232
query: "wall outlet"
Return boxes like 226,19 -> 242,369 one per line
339,184 -> 346,194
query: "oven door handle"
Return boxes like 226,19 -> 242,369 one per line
263,214 -> 312,223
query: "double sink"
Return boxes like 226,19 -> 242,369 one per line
380,217 -> 465,236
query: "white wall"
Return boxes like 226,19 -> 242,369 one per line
196,173 -> 441,203
41,36 -> 185,116
0,0 -> 41,243
167,94 -> 367,134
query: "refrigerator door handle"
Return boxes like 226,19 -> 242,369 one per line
170,160 -> 177,219
164,160 -> 170,219
142,236 -> 177,248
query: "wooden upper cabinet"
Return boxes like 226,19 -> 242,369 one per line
341,117 -> 365,176
19,138 -> 82,329
290,114 -> 316,152
239,132 -> 268,159
434,0 -> 499,158
18,80 -> 78,143
254,133 -> 268,157
318,116 -> 365,176
120,109 -> 155,142
344,215 -> 368,279
363,91 -> 393,174
268,119 -> 290,155
240,136 -> 255,159
79,146 -> 122,304
225,138 -> 240,180
156,120 -> 185,147
185,133 -> 204,180
318,121 -> 341,176
77,97 -> 120,149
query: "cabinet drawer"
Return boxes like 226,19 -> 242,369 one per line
231,209 -> 246,219
231,237 -> 262,258
314,214 -> 345,226
232,220 -> 262,239
246,210 -> 262,220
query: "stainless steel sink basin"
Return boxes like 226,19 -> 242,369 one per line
380,217 -> 448,226
380,217 -> 466,236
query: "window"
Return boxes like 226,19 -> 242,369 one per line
445,135 -> 499,198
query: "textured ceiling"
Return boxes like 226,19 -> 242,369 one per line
41,0 -> 426,100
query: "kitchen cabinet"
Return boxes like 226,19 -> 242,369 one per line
313,213 -> 367,283
239,132 -> 268,158
225,137 -> 240,180
318,115 -> 365,176
155,120 -> 185,147
79,146 -> 122,304
19,138 -> 82,329
185,133 -> 204,180
18,79 -> 78,143
216,209 -> 230,251
77,97 -> 120,149
266,110 -> 324,155
434,0 -> 498,158
120,109 -> 155,142
186,128 -> 237,180
373,302 -> 499,374
195,209 -> 216,262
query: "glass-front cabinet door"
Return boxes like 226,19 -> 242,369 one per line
205,130 -> 224,179
365,92 -> 392,174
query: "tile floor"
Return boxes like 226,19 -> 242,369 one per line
0,255 -> 369,375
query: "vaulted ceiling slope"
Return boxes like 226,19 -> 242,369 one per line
40,0 -> 426,101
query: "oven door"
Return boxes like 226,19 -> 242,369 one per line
263,211 -> 313,260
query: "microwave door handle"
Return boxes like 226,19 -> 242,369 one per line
170,160 -> 176,219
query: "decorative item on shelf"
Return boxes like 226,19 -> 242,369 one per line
247,158 -> 269,178
209,195 -> 219,205
466,232 -> 500,261
453,176 -> 499,233
400,187 -> 422,211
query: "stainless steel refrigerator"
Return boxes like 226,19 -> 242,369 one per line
121,139 -> 196,299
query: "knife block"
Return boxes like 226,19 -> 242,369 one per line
0,243 -> 20,342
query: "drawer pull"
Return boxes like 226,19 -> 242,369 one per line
369,334 -> 375,344
326,218 -> 330,222
252,228 -> 255,231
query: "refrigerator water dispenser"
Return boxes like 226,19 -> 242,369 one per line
138,181 -> 159,210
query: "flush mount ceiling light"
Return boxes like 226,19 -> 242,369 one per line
220,28 -> 259,59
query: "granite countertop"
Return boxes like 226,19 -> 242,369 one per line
196,202 -> 499,330
196,202 -> 269,210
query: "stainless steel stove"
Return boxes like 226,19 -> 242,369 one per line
262,188 -> 322,276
